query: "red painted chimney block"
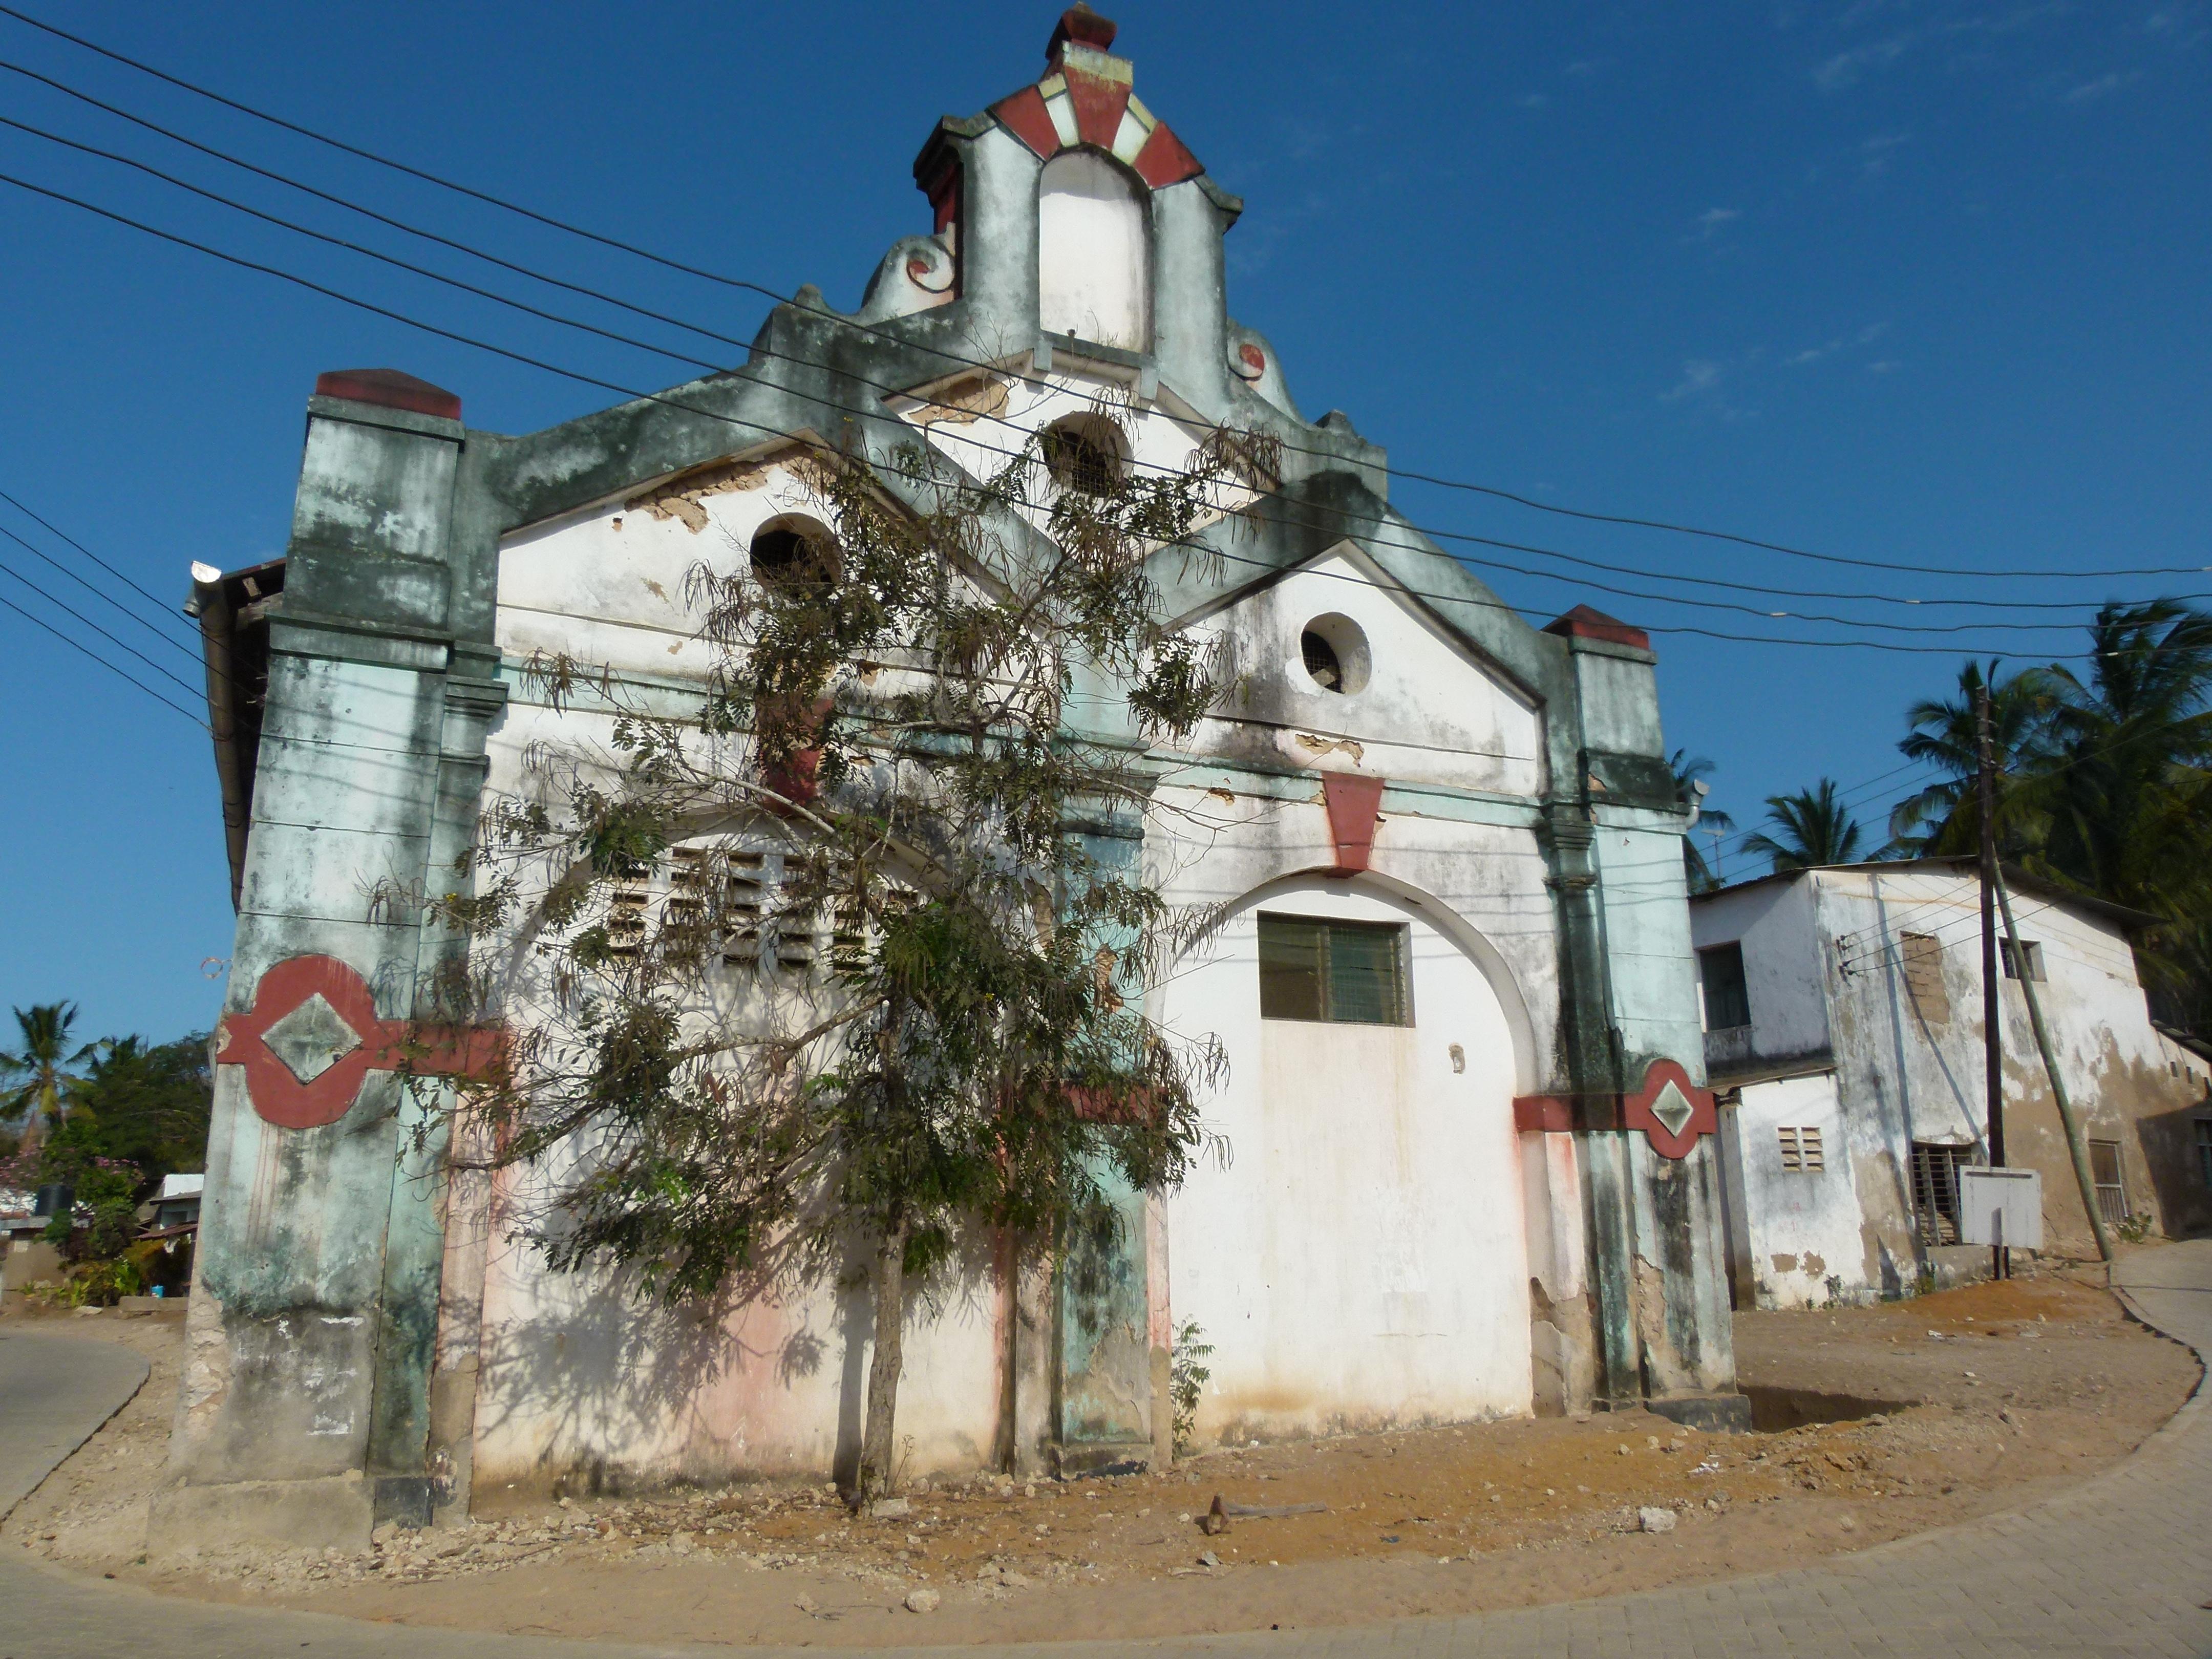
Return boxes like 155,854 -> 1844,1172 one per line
314,368 -> 462,422
1543,603 -> 1651,652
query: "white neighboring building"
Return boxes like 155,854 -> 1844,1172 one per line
1691,859 -> 2212,1309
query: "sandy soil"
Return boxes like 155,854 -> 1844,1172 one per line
3,1260 -> 2197,1646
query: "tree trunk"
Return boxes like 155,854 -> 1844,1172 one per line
858,1213 -> 909,1499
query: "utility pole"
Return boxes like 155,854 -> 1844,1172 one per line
1976,685 -> 2007,1280
1992,863 -> 2115,1265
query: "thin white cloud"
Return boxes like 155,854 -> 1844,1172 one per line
1695,207 -> 1742,237
2062,69 -> 2136,100
1861,129 -> 1912,175
1662,360 -> 1724,401
1517,91 -> 1551,109
1785,322 -> 1891,367
1815,30 -> 1918,89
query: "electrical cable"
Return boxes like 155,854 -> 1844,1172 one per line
0,481 -> 197,631
0,518 -> 202,663
2,65 -> 2190,624
0,588 -> 207,727
6,163 -> 2151,662
2,0 -> 2203,587
2,98 -> 2168,635
0,555 -> 205,695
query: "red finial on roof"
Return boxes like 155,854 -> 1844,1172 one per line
1048,4 -> 1117,65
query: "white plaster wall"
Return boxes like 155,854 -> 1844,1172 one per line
1728,1071 -> 1867,1307
1146,783 -> 1559,1090
476,412 -> 1573,1476
1038,151 -> 1149,350
1811,866 -> 2193,1249
466,690 -> 1007,1487
1183,545 -> 1546,799
1155,877 -> 1533,1442
470,1147 -> 1004,1490
1689,877 -> 1832,1075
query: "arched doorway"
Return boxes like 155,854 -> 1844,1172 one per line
1158,876 -> 1533,1445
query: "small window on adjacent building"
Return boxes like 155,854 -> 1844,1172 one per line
1910,1142 -> 1972,1246
2196,1120 -> 2212,1189
1257,914 -> 1411,1026
1778,1126 -> 1825,1172
2090,1138 -> 2129,1225
1699,942 -> 1751,1031
2001,939 -> 2046,982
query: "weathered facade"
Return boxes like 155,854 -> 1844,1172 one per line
1692,859 -> 2212,1311
168,10 -> 1745,1552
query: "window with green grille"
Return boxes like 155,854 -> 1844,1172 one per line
1256,914 -> 1412,1026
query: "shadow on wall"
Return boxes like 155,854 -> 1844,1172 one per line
471,1192 -> 1010,1498
2137,1101 -> 2212,1238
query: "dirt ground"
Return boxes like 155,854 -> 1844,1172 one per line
3,1259 -> 2197,1646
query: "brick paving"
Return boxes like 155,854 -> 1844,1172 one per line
5,1244 -> 2210,1657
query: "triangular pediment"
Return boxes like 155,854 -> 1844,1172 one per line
1182,542 -> 1548,797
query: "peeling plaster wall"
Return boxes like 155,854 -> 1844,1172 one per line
1154,879 -> 1533,1443
1697,865 -> 2212,1307
1691,877 -> 1832,1078
467,1160 -> 1004,1494
193,21 -> 1753,1519
1725,1071 -> 1866,1308
1189,545 -> 1545,797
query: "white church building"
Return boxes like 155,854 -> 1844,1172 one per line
173,8 -> 1742,1549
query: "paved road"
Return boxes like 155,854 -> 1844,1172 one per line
0,1326 -> 146,1521
5,1247 -> 2211,1657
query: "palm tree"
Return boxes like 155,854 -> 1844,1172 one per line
2032,601 -> 2212,909
2021,602 -> 2212,1025
0,1003 -> 96,1159
1670,749 -> 1736,892
1888,658 -> 2058,856
1742,778 -> 1874,873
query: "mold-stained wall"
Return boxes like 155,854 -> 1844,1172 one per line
1696,863 -> 2212,1309
179,11 -> 1749,1540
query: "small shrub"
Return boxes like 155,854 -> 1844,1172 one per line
61,1256 -> 145,1308
1170,1320 -> 1212,1457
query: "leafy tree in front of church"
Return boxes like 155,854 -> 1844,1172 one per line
433,415 -> 1269,1497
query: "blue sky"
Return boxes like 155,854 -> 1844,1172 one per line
0,1 -> 2205,1045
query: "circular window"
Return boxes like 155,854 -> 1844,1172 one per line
1299,613 -> 1371,695
749,516 -> 839,587
1040,417 -> 1124,497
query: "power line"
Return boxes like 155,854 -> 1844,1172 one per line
0,588 -> 207,727
0,482 -> 196,632
0,112 -> 728,377
3,97 -> 2159,635
0,556 -> 204,696
0,166 -> 2191,665
3,0 -> 2203,589
0,518 -> 200,664
6,62 -> 2193,625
